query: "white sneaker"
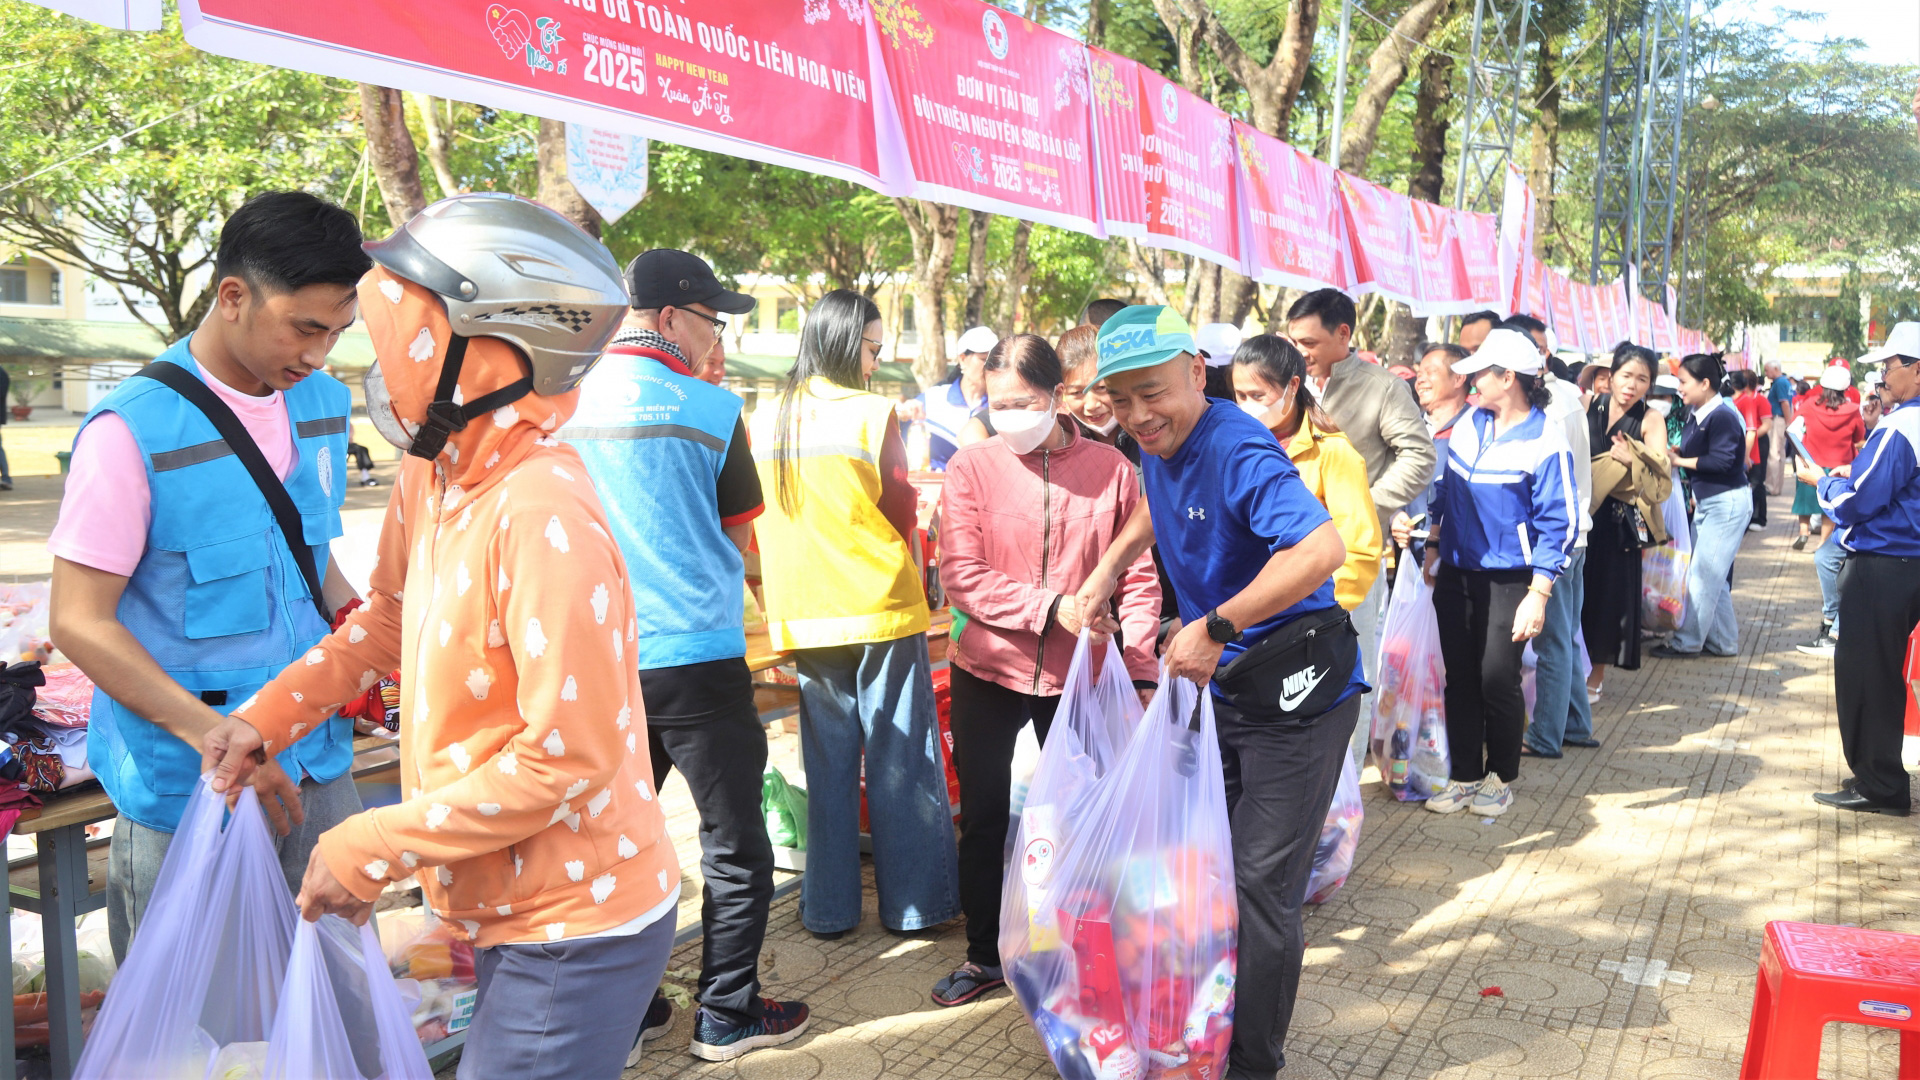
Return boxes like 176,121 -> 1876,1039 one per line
1471,776 -> 1514,817
1425,780 -> 1478,814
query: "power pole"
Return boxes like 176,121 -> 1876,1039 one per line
1589,0 -> 1694,299
1451,0 -> 1532,213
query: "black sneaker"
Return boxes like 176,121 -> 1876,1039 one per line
625,993 -> 675,1067
360,477 -> 381,487
690,997 -> 811,1062
1795,634 -> 1838,658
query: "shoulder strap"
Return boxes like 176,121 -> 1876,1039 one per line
135,361 -> 332,626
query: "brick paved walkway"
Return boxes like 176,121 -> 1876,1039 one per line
623,502 -> 1915,1080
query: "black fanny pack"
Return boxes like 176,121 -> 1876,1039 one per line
1214,605 -> 1359,721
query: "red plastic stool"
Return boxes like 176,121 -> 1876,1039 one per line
1740,920 -> 1920,1078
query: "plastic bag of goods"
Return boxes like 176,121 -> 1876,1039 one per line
1003,665 -> 1237,1080
29,662 -> 95,728
262,915 -> 431,1080
76,780 -> 294,1080
1642,483 -> 1691,634
1303,754 -> 1364,905
380,912 -> 477,1046
763,765 -> 809,849
0,582 -> 52,664
1370,559 -> 1449,800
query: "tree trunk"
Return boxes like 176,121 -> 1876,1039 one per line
1221,270 -> 1259,327
358,84 -> 427,227
1527,34 -> 1561,260
1337,0 -> 1450,177
1126,240 -> 1172,307
996,220 -> 1034,333
895,198 -> 962,387
1163,0 -> 1319,141
1087,0 -> 1106,47
535,119 -> 604,237
963,209 -> 992,329
1183,257 -> 1215,325
1408,35 -> 1454,204
1386,303 -> 1427,365
410,93 -> 460,199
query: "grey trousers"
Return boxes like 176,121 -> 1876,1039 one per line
106,772 -> 364,963
458,911 -> 675,1080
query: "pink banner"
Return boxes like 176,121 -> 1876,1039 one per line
1546,269 -> 1581,348
1572,282 -> 1606,353
182,0 -> 887,187
1233,122 -> 1349,292
1136,64 -> 1239,268
1513,253 -> 1549,322
1410,200 -> 1470,315
1454,210 -> 1502,310
1087,46 -> 1144,237
875,0 -> 1098,231
1338,174 -> 1419,305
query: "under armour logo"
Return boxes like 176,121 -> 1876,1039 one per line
1187,507 -> 1206,520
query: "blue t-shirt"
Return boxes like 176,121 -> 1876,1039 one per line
1767,375 -> 1794,418
1141,400 -> 1367,705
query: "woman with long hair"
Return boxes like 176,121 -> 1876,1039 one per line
1652,353 -> 1754,659
931,334 -> 1160,1006
1581,344 -> 1670,698
750,290 -> 960,940
1394,327 -> 1578,819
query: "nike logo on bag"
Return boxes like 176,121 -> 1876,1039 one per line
1276,664 -> 1326,710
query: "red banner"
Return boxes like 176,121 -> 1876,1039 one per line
1136,65 -> 1239,268
182,0 -> 887,187
875,0 -> 1097,231
1087,47 -> 1145,237
1233,122 -> 1349,292
1572,282 -> 1605,353
1546,268 -> 1581,348
1454,210 -> 1502,310
1338,174 -> 1418,305
1514,254 -> 1550,323
1410,200 -> 1469,316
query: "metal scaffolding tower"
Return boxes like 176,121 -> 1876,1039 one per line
1589,0 -> 1694,298
1451,0 -> 1533,214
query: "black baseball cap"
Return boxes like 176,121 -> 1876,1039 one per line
624,248 -> 756,315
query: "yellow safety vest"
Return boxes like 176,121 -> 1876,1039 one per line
751,377 -> 931,650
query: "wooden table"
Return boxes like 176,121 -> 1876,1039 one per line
0,734 -> 402,1078
745,612 -> 952,674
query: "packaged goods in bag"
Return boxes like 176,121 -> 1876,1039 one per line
1304,755 -> 1363,905
1370,559 -> 1449,800
1002,668 -> 1236,1080
763,765 -> 809,850
1642,484 -> 1691,634
263,916 -> 432,1080
76,780 -> 294,1080
379,912 -> 477,1045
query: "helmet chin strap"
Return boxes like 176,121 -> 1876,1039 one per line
407,334 -> 534,461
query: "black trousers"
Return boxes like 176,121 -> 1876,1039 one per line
642,658 -> 774,1024
947,664 -> 1058,966
1214,690 -> 1361,1079
1835,553 -> 1920,809
1433,565 -> 1531,784
1748,434 -> 1770,526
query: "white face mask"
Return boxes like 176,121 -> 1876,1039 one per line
363,363 -> 419,451
1648,399 -> 1673,418
994,402 -> 1057,455
1080,413 -> 1119,436
1238,398 -> 1270,420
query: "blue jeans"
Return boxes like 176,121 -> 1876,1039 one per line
1527,547 -> 1594,754
1816,530 -> 1846,637
793,632 -> 960,934
1672,487 -> 1752,654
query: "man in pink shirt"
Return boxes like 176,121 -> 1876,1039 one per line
48,192 -> 372,960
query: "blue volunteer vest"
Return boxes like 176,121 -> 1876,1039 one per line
80,338 -> 354,832
564,347 -> 747,669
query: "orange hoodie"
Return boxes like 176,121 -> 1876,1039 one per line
232,267 -> 678,947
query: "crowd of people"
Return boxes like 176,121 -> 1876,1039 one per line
37,187 -> 1920,1080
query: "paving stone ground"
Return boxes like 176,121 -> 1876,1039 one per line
6,478 -> 1906,1078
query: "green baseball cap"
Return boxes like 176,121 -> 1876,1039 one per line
1094,305 -> 1198,383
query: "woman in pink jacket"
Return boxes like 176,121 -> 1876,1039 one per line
930,334 -> 1161,1006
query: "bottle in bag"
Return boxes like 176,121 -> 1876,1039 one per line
1388,720 -> 1410,793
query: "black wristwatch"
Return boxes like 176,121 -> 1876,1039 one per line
1204,608 -> 1243,644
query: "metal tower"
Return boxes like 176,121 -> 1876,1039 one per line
1589,0 -> 1694,299
1451,0 -> 1533,214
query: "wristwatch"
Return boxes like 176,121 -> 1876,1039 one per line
1204,608 -> 1243,644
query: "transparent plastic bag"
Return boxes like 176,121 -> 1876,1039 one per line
1370,559 -> 1449,800
1642,483 -> 1691,634
1003,669 -> 1236,1080
264,916 -> 432,1080
76,780 -> 295,1080
1304,755 -> 1364,905
379,912 -> 476,1045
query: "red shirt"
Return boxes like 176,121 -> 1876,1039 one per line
1734,391 -> 1768,465
1798,398 -> 1866,470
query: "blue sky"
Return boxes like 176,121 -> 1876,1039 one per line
1717,0 -> 1920,66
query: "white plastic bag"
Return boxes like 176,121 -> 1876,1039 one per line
1000,631 -> 1141,867
77,780 -> 294,1080
264,916 -> 432,1080
1643,481 -> 1691,634
1304,754 -> 1363,905
1370,559 -> 1449,800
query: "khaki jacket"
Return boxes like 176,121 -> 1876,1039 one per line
1590,432 -> 1674,545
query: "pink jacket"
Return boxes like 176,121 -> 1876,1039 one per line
941,420 -> 1160,695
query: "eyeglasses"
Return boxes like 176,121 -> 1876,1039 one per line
679,308 -> 727,334
862,338 -> 883,351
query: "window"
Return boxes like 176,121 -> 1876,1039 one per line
0,268 -> 23,304
775,297 -> 800,332
1773,295 -> 1833,344
899,295 -> 916,333
48,269 -> 60,305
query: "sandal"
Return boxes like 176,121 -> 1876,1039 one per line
931,962 -> 1005,1007
1519,744 -> 1563,759
1792,534 -> 1809,551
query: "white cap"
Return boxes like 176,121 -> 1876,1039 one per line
1819,365 -> 1852,392
1863,321 -> 1920,364
1452,328 -> 1544,376
956,326 -> 999,355
1653,373 -> 1681,394
1196,322 -> 1242,366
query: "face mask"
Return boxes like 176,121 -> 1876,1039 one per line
363,362 -> 419,452
1648,399 -> 1673,418
1238,399 -> 1270,421
1080,414 -> 1119,436
995,403 -> 1057,455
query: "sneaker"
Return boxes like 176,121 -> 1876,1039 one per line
690,998 -> 811,1062
360,477 -> 381,487
625,993 -> 675,1067
1747,522 -> 1766,533
1791,534 -> 1809,551
1586,684 -> 1603,704
1425,780 -> 1478,814
1795,634 -> 1838,658
1471,776 -> 1514,817
931,962 -> 1005,1007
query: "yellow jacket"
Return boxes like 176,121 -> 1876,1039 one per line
1287,415 -> 1383,610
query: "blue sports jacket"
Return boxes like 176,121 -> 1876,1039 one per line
1821,398 -> 1920,558
1433,405 -> 1579,579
